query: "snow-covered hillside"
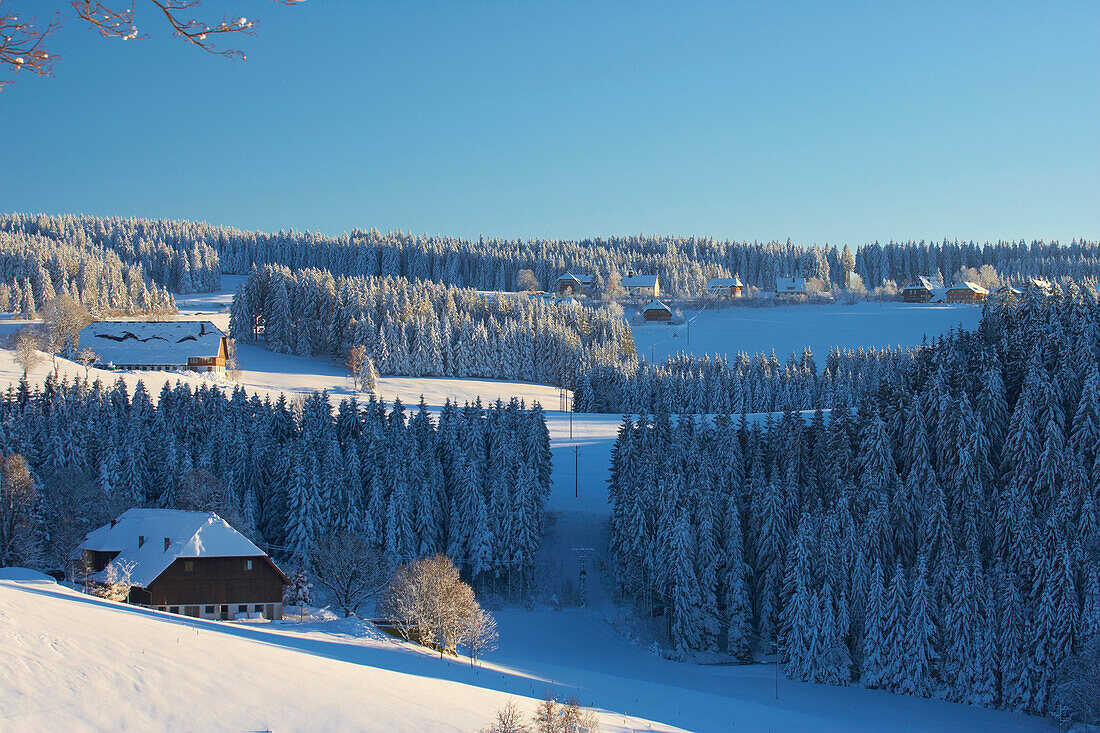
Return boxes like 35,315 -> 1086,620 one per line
631,301 -> 982,365
0,569 -> 680,733
0,570 -> 1051,733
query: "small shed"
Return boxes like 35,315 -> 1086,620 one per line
776,277 -> 807,298
622,273 -> 660,298
945,281 -> 989,304
705,276 -> 744,298
642,300 -> 673,323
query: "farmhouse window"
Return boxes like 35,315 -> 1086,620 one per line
184,561 -> 194,572
204,605 -> 215,615
245,559 -> 253,570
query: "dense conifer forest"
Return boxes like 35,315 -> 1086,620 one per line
607,287 -> 1100,715
228,265 -> 636,387
0,379 -> 551,597
4,213 -> 1100,302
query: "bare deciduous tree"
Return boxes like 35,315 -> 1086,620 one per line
381,554 -> 492,658
481,700 -> 531,733
345,344 -> 367,391
41,294 -> 92,355
225,337 -> 241,380
516,269 -> 540,292
12,327 -> 42,379
532,695 -> 600,733
1,0 -> 304,89
310,529 -> 388,618
76,347 -> 99,379
464,605 -> 498,666
0,453 -> 41,568
91,558 -> 135,602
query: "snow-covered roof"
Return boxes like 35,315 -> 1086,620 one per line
706,277 -> 744,288
904,277 -> 943,291
622,274 -> 659,288
77,509 -> 268,588
643,300 -> 672,314
79,320 -> 225,366
555,272 -> 595,285
776,277 -> 807,293
948,281 -> 989,295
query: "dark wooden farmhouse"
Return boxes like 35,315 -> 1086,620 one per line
901,276 -> 943,303
642,300 -> 673,323
75,509 -> 288,620
553,272 -> 596,297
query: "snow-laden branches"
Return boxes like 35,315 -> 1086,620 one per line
0,0 -> 304,88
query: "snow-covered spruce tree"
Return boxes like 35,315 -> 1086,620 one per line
606,286 -> 1099,717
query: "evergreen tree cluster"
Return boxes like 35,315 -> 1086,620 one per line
575,344 -> 921,414
0,213 -> 220,295
0,230 -> 176,317
0,377 -> 552,596
11,213 -> 1099,297
608,286 -> 1100,715
229,265 -> 636,387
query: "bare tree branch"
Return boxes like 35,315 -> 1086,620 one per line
0,4 -> 61,89
1,0 -> 304,88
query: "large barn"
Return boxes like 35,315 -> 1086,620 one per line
78,320 -> 229,373
75,509 -> 288,620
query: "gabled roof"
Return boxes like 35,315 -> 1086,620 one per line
948,281 -> 989,295
79,320 -> 225,367
622,273 -> 659,288
643,300 -> 672,314
776,277 -> 807,293
554,272 -> 595,285
706,276 -> 744,288
77,509 -> 276,588
904,276 -> 943,291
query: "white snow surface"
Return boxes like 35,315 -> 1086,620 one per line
77,320 -> 225,366
77,509 -> 270,587
0,574 -> 683,733
631,300 -> 982,366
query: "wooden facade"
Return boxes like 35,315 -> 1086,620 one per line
945,282 -> 988,304
643,303 -> 673,322
130,556 -> 288,620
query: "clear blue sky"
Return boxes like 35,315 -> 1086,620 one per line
2,1 -> 1097,244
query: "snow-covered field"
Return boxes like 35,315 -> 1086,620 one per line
0,569 -> 1051,733
631,301 -> 982,365
0,569 -> 680,733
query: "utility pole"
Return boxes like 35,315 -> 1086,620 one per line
574,444 -> 579,498
571,547 -> 595,607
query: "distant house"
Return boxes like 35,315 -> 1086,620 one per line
75,509 -> 289,620
945,281 -> 989,304
902,277 -> 943,303
553,272 -> 595,297
78,320 -> 229,373
775,277 -> 807,298
990,284 -> 1023,301
622,272 -> 660,298
642,300 -> 673,323
705,276 -> 744,298
1027,277 -> 1053,292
